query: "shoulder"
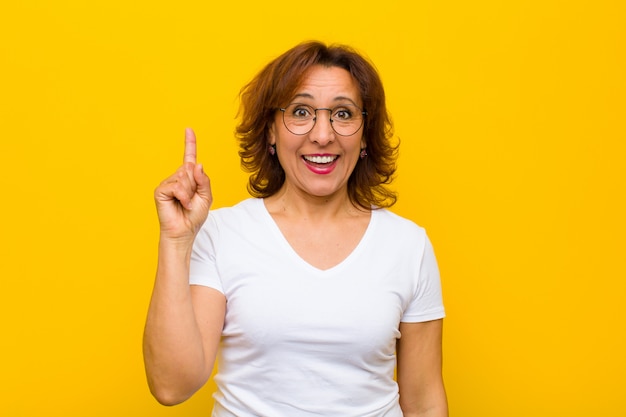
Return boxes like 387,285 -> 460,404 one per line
373,208 -> 427,240
366,209 -> 432,259
211,197 -> 261,214
196,198 -> 265,240
208,198 -> 263,222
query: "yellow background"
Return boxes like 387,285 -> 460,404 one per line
1,1 -> 624,416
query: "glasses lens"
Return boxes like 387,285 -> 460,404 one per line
283,104 -> 315,135
330,104 -> 364,136
282,103 -> 365,136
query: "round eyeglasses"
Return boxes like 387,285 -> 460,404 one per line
279,103 -> 367,136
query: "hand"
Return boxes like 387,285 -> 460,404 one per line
154,128 -> 213,243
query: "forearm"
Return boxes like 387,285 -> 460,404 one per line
403,407 -> 448,417
400,383 -> 448,417
143,239 -> 210,405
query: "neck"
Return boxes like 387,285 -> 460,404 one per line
264,185 -> 365,220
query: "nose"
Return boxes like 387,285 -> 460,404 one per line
310,108 -> 335,145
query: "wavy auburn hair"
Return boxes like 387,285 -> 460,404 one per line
236,41 -> 398,209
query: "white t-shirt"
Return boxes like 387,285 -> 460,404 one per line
190,198 -> 445,417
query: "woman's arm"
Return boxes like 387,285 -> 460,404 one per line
143,128 -> 225,405
143,242 -> 225,405
397,319 -> 448,417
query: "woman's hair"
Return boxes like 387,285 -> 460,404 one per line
236,41 -> 398,209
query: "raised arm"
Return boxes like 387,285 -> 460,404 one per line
143,128 -> 226,405
397,319 -> 448,417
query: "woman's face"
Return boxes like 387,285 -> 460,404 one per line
269,65 -> 366,200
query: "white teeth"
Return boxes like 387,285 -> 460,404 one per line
304,155 -> 336,164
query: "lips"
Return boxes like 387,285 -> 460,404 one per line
302,154 -> 339,174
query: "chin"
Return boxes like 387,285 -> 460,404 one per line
305,185 -> 345,198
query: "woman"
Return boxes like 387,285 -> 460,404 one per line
144,41 -> 448,417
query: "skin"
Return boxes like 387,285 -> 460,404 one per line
144,128 -> 225,405
268,65 -> 366,204
265,65 -> 371,270
397,321 -> 449,416
143,66 -> 447,416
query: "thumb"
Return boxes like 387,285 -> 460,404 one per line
193,163 -> 213,205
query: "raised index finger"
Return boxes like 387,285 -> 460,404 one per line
184,127 -> 197,164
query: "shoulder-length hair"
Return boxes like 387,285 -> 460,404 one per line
236,41 -> 398,209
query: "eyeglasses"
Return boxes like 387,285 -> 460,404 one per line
279,103 -> 367,136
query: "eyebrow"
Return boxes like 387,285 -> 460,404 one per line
291,93 -> 360,107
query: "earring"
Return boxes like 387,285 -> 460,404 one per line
269,144 -> 276,156
360,148 -> 367,159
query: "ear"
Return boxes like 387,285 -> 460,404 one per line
268,122 -> 277,145
360,137 -> 366,150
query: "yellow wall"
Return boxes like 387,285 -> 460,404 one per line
1,1 -> 624,415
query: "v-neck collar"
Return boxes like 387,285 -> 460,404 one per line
256,198 -> 377,275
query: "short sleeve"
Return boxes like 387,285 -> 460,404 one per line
189,214 -> 224,294
401,234 -> 445,322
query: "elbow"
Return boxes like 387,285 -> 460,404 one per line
143,353 -> 210,406
144,360 -> 211,406
147,378 -> 196,406
152,392 -> 187,407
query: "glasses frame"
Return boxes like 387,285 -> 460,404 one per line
278,103 -> 367,137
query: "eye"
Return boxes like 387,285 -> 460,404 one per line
333,107 -> 354,121
290,105 -> 313,119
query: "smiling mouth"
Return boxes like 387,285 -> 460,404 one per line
303,155 -> 338,164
